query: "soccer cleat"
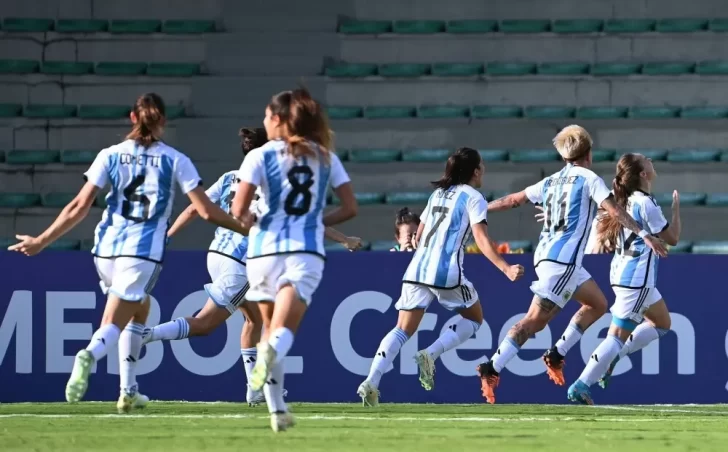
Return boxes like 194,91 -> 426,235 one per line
568,380 -> 594,405
542,346 -> 566,386
598,357 -> 620,389
247,385 -> 265,407
270,411 -> 296,433
65,350 -> 94,403
249,342 -> 276,392
414,350 -> 436,391
476,361 -> 500,404
116,391 -> 149,414
357,380 -> 380,407
134,393 -> 150,408
141,328 -> 153,346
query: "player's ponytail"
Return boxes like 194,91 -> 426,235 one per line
268,88 -> 332,164
126,93 -> 166,148
597,153 -> 644,251
431,147 -> 481,190
239,127 -> 267,155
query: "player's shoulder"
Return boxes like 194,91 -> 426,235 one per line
217,170 -> 239,184
460,184 -> 486,200
632,190 -> 659,208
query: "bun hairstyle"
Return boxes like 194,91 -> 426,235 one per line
596,153 -> 645,251
267,88 -> 332,163
239,127 -> 268,155
394,207 -> 420,236
126,93 -> 166,148
431,147 -> 481,190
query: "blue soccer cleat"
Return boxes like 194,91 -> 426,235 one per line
567,380 -> 594,405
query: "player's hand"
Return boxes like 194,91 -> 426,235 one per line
505,264 -> 525,281
534,205 -> 545,223
8,234 -> 46,256
239,210 -> 257,229
644,235 -> 668,258
344,236 -> 363,252
672,190 -> 680,212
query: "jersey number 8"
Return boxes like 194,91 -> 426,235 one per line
121,174 -> 151,222
284,166 -> 314,216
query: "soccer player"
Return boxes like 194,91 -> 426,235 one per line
357,147 -> 525,406
231,88 -> 358,432
390,207 -> 420,252
568,153 -> 680,404
476,125 -> 668,404
9,93 -> 249,413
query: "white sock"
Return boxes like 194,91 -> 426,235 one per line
491,337 -> 520,373
149,318 -> 189,342
263,360 -> 287,414
578,335 -> 624,386
241,347 -> 257,382
366,327 -> 409,388
85,324 -> 121,361
119,322 -> 144,395
618,324 -> 669,359
268,327 -> 294,364
425,317 -> 480,360
555,321 -> 584,356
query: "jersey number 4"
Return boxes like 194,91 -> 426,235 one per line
121,174 -> 151,222
284,166 -> 314,216
617,231 -> 639,257
544,192 -> 567,232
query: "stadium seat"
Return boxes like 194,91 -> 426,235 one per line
487,62 -> 537,76
488,191 -> 509,201
691,241 -> 728,254
653,192 -> 705,206
392,20 -> 445,34
695,61 -> 728,75
655,19 -> 708,33
537,62 -> 590,75
431,63 -> 484,77
591,149 -> 616,162
0,151 -> 4,163
0,59 -> 40,74
348,149 -> 400,163
166,105 -> 186,119
147,63 -> 201,77
551,19 -> 603,33
385,192 -> 431,204
417,105 -> 469,119
325,63 -> 378,78
628,107 -> 680,119
41,192 -> 75,208
591,63 -> 641,76
471,105 -> 522,118
708,19 -> 728,32
338,19 -> 392,34
506,240 -> 533,252
0,104 -> 22,117
326,106 -> 363,119
77,105 -> 130,119
55,19 -> 108,33
6,150 -> 60,164
446,20 -> 497,33
576,107 -> 628,119
0,193 -> 41,208
498,20 -> 550,33
41,61 -> 94,75
95,62 -> 148,76
603,19 -> 655,33
680,106 -> 728,119
401,149 -> 450,162
370,240 -> 398,251
363,106 -> 416,119
617,149 -> 668,160
61,150 -> 97,164
670,241 -> 693,253
721,152 -> 728,162
705,193 -> 728,207
162,20 -> 216,34
24,104 -> 76,118
2,17 -> 54,32
509,149 -> 560,162
666,149 -> 720,162
332,192 -> 384,205
524,106 -> 575,119
642,62 -> 694,75
335,149 -> 348,161
46,239 -> 81,251
80,238 -> 95,251
478,149 -> 509,161
109,20 -> 162,34
378,63 -> 430,77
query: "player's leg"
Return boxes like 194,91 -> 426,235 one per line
239,302 -> 267,406
117,295 -> 152,412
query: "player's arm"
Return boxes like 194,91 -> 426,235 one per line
471,222 -> 524,281
656,191 -> 680,246
412,221 -> 425,248
487,190 -> 529,212
186,186 -> 249,236
168,204 -> 198,238
600,196 -> 668,257
324,227 -> 362,251
323,155 -> 357,227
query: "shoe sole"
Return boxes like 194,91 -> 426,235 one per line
415,352 -> 435,391
543,356 -> 566,386
117,396 -> 134,414
476,364 -> 497,405
249,346 -> 274,392
569,391 -> 594,406
357,388 -> 378,407
65,351 -> 93,403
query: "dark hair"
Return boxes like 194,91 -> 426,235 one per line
268,88 -> 332,163
597,153 -> 645,250
431,147 -> 481,189
239,127 -> 267,155
126,93 -> 165,148
394,207 -> 420,237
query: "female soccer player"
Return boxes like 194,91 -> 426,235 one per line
9,93 -> 248,413
357,147 -> 525,406
568,153 -> 680,404
231,88 -> 358,432
390,207 -> 420,252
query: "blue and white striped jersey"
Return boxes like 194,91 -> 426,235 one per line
610,191 -> 668,288
525,164 -> 611,268
238,139 -> 350,259
402,185 -> 487,289
85,140 -> 201,263
206,171 -> 250,264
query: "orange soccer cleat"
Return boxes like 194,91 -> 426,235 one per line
476,361 -> 500,404
542,346 -> 566,386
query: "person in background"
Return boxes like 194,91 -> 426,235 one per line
390,207 -> 420,252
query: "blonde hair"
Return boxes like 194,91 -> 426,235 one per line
268,88 -> 332,164
126,93 -> 166,148
553,124 -> 593,162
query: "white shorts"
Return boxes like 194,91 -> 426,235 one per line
611,287 -> 663,323
531,261 -> 592,308
94,257 -> 161,302
395,279 -> 479,312
245,253 -> 325,306
205,252 -> 249,314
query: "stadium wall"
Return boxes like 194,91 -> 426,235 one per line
0,252 -> 722,404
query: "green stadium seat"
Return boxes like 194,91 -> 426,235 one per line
537,62 -> 589,75
41,61 -> 94,75
721,152 -> 728,162
670,241 -> 693,253
551,19 -> 603,33
147,63 -> 201,77
338,19 -> 392,34
653,192 -> 705,206
41,192 -> 75,208
385,192 -> 431,204
506,240 -> 533,252
392,20 -> 445,34
666,149 -> 720,162
471,105 -> 522,119
166,105 -> 186,119
77,105 -> 130,119
708,19 -> 728,32
334,149 -> 348,161
109,20 -> 162,34
691,241 -> 728,254
0,104 -> 22,117
524,106 -> 575,119
680,107 -> 728,119
509,149 -> 560,162
6,150 -> 60,165
95,195 -> 108,208
332,192 -> 384,205
61,149 -> 97,164
0,193 -> 41,208
348,149 -> 400,163
487,62 -> 537,76
446,20 -> 497,33
55,19 -> 108,33
705,193 -> 728,207
431,63 -> 483,76
162,20 -> 216,34
603,19 -> 655,33
617,149 -> 668,161
46,239 -> 81,251
417,105 -> 469,119
326,106 -> 363,119
488,191 -> 509,201
695,61 -> 728,75
378,63 -> 430,77
370,240 -> 398,251
2,18 -> 54,32
642,62 -> 694,75
325,63 -> 378,78
363,106 -> 416,119
591,149 -> 616,162
95,61 -> 147,76
0,151 -> 4,163
498,20 -> 550,33
576,107 -> 628,119
656,19 -> 708,33
628,107 -> 680,119
24,104 -> 76,118
0,59 -> 40,74
80,238 -> 95,251
0,237 -> 15,248
591,63 -> 641,76
401,149 -> 450,162
478,149 -> 509,161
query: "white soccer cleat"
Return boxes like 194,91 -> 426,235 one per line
117,391 -> 149,414
249,342 -> 276,392
357,380 -> 379,407
247,385 -> 265,407
141,328 -> 153,346
270,412 -> 296,433
65,350 -> 94,403
414,350 -> 436,391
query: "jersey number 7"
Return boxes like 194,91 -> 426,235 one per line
423,206 -> 450,247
